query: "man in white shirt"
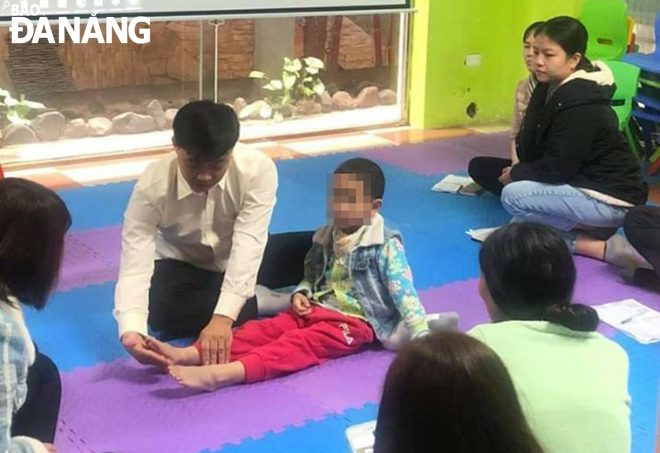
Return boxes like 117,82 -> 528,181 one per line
114,101 -> 311,367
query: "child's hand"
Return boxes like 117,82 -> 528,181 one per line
43,443 -> 57,453
291,293 -> 312,317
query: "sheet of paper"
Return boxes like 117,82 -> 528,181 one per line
432,175 -> 477,194
465,226 -> 501,243
594,299 -> 660,344
346,420 -> 376,453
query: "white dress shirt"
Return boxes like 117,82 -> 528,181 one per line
113,145 -> 278,337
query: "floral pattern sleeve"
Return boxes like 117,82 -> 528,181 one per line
378,237 -> 429,337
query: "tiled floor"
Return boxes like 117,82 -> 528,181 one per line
284,134 -> 394,155
374,127 -> 476,144
467,123 -> 512,135
2,125 -> 481,189
60,158 -> 159,186
4,167 -> 81,190
4,123 -> 659,199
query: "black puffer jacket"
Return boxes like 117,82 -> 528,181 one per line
511,65 -> 648,206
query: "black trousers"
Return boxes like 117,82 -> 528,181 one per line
467,157 -> 512,196
623,206 -> 660,292
148,231 -> 314,339
12,351 -> 61,443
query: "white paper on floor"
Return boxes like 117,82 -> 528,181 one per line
594,299 -> 660,344
465,226 -> 501,243
431,175 -> 483,196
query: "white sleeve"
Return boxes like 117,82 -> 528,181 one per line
214,157 -> 278,320
113,183 -> 160,337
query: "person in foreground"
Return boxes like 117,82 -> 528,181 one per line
146,158 -> 457,391
470,222 -> 631,453
373,331 -> 544,453
0,179 -> 70,453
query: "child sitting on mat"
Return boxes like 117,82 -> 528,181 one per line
146,158 -> 457,391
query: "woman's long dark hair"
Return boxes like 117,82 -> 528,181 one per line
374,331 -> 544,453
0,178 -> 71,309
536,16 -> 595,72
523,21 -> 545,42
480,222 -> 599,332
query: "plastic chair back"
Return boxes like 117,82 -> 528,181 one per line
607,60 -> 641,130
580,0 -> 629,60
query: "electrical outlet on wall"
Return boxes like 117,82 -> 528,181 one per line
465,54 -> 482,67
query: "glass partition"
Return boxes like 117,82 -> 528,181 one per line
0,12 -> 408,165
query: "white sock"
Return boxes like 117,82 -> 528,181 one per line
381,312 -> 460,351
254,285 -> 292,316
427,312 -> 460,330
604,235 -> 652,270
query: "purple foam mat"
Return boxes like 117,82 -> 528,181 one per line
571,256 -> 660,311
272,349 -> 393,415
58,226 -> 122,291
57,352 -> 394,453
55,256 -> 657,453
421,256 -> 660,337
362,132 -> 511,176
450,132 -> 512,157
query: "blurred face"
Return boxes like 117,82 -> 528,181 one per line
523,33 -> 536,72
329,173 -> 381,233
533,33 -> 581,86
176,147 -> 233,193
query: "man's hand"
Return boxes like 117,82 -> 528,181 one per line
499,166 -> 513,186
291,292 -> 312,317
121,332 -> 171,368
43,443 -> 57,453
199,315 -> 233,365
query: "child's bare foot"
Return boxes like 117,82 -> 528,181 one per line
169,362 -> 246,392
144,337 -> 200,366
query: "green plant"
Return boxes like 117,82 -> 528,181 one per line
0,89 -> 45,126
250,57 -> 326,119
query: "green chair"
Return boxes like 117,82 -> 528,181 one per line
607,60 -> 641,157
580,0 -> 629,61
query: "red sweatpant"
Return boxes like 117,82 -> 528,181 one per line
223,306 -> 374,383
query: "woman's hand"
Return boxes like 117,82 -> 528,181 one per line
499,166 -> 513,185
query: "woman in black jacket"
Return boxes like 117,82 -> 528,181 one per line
468,17 -> 647,254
